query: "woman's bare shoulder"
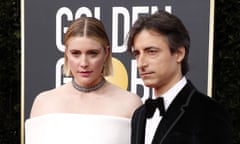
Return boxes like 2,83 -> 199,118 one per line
107,83 -> 143,107
108,82 -> 139,96
109,84 -> 143,118
29,84 -> 68,118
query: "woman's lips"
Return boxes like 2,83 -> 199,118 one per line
78,71 -> 92,77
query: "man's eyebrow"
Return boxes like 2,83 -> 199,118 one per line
143,46 -> 157,51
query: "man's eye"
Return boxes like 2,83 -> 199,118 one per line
148,49 -> 157,55
133,51 -> 139,58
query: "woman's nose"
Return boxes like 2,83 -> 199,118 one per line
79,55 -> 88,68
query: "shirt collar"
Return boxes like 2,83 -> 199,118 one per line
154,76 -> 187,110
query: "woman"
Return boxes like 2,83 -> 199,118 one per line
25,17 -> 142,144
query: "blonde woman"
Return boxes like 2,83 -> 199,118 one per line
25,17 -> 142,144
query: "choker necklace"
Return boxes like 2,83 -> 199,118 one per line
72,78 -> 106,92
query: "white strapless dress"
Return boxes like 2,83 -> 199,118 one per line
25,113 -> 131,144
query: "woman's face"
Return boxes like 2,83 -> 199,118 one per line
66,36 -> 108,87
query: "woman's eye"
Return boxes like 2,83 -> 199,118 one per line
90,51 -> 98,55
88,51 -> 99,56
72,52 -> 80,56
71,51 -> 80,56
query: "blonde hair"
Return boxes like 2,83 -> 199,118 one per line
63,17 -> 113,76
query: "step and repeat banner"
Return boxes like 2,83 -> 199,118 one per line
22,1 -> 213,119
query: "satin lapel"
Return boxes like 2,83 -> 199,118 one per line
152,82 -> 196,144
131,106 -> 148,144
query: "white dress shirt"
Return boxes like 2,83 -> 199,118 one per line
144,77 -> 187,144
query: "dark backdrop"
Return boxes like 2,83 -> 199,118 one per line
0,0 -> 20,143
213,0 -> 240,143
0,0 -> 239,143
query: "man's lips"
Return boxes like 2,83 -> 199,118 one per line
140,72 -> 153,77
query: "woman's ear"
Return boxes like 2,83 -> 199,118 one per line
176,46 -> 185,63
104,45 -> 110,59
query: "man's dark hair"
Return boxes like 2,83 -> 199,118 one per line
127,10 -> 190,75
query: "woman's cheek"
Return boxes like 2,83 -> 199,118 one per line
93,60 -> 104,70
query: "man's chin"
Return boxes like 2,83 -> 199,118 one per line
143,81 -> 155,88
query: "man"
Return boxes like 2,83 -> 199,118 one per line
127,10 -> 232,144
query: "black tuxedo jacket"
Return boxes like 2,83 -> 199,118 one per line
131,81 -> 232,144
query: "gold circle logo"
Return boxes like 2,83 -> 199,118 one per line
105,57 -> 128,89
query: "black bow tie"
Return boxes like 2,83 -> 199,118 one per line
145,97 -> 165,118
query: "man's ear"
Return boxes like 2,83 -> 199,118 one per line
175,46 -> 185,63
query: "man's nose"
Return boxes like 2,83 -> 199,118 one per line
137,53 -> 147,69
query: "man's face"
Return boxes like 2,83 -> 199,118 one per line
133,29 -> 184,94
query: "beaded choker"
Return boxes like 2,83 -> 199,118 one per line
72,78 -> 106,92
